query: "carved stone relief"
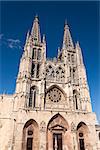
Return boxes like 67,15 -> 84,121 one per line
71,122 -> 76,132
40,121 -> 46,132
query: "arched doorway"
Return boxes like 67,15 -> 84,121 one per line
46,114 -> 72,150
22,119 -> 39,150
77,122 -> 92,150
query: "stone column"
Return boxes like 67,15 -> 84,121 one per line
54,135 -> 58,150
71,122 -> 78,150
40,121 -> 47,150
47,130 -> 53,150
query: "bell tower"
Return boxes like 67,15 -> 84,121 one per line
15,16 -> 46,109
57,21 -> 92,112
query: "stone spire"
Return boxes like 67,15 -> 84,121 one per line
26,30 -> 30,42
24,30 -> 30,50
76,41 -> 84,65
62,21 -> 74,49
31,15 -> 41,44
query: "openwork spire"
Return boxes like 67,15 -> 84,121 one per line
62,21 -> 74,49
31,15 -> 41,44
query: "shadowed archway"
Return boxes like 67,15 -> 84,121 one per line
77,122 -> 92,150
46,113 -> 72,150
22,119 -> 39,150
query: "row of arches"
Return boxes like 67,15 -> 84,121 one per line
22,114 -> 91,150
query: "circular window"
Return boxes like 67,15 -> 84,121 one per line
47,88 -> 62,103
79,133 -> 83,137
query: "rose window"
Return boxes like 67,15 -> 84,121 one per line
47,88 -> 62,102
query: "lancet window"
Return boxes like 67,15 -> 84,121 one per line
32,48 -> 41,60
31,63 -> 35,77
32,48 -> 37,60
68,53 -> 70,62
31,63 -> 40,78
37,48 -> 41,60
73,90 -> 78,110
29,86 -> 37,108
71,54 -> 74,63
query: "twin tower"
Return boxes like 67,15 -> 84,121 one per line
0,15 -> 98,150
16,15 -> 92,113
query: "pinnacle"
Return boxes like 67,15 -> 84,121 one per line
64,19 -> 69,30
34,14 -> 39,22
76,41 -> 80,48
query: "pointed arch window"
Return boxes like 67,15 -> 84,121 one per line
71,54 -> 74,63
37,48 -> 41,60
73,68 -> 76,79
32,48 -> 37,60
73,90 -> 78,110
36,63 -> 40,78
29,86 -> 37,108
68,53 -> 70,62
31,63 -> 35,77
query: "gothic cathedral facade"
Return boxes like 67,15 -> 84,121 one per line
0,16 -> 100,150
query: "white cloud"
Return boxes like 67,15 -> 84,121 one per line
0,33 -> 22,49
7,38 -> 22,49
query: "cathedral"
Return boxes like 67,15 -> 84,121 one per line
0,16 -> 100,150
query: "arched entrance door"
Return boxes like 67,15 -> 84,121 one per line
77,122 -> 92,150
47,114 -> 71,150
22,119 -> 39,150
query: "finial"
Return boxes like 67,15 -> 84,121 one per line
34,14 -> 39,22
76,41 -> 80,48
42,34 -> 46,43
58,47 -> 60,54
64,19 -> 69,29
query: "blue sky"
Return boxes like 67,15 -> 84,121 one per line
0,1 -> 100,122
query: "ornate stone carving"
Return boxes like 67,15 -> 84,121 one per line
71,122 -> 76,132
48,115 -> 68,131
47,87 -> 62,102
45,64 -> 65,82
46,86 -> 66,104
40,121 -> 46,132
